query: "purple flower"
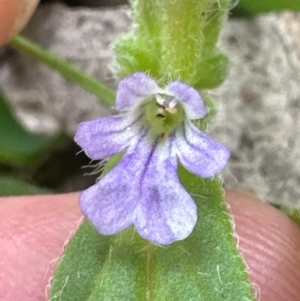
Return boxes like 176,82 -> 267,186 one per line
75,72 -> 230,245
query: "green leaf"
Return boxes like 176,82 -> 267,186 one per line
0,174 -> 49,196
49,220 -> 111,301
49,168 -> 254,301
231,0 -> 300,16
281,206 -> 300,227
114,0 -> 231,87
0,91 -> 62,166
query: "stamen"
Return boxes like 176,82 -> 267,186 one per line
155,94 -> 179,114
168,98 -> 179,109
155,94 -> 165,106
165,107 -> 177,114
156,102 -> 165,109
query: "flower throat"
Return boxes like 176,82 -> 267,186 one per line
143,94 -> 185,138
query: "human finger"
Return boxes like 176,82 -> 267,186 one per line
1,191 -> 300,301
0,0 -> 39,47
227,190 -> 300,301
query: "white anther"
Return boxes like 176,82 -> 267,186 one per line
168,98 -> 179,109
155,94 -> 179,110
155,94 -> 165,106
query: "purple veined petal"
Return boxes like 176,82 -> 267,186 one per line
74,113 -> 141,160
134,138 -> 197,245
174,121 -> 230,178
80,153 -> 140,235
80,133 -> 197,245
116,72 -> 161,111
80,131 -> 154,235
165,81 -> 207,119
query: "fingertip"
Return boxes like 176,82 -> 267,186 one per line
226,190 -> 300,301
0,0 -> 39,47
0,192 -> 82,301
2,191 -> 300,301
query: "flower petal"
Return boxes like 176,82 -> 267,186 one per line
174,121 -> 230,178
79,132 -> 152,235
80,134 -> 197,245
74,113 -> 140,160
80,153 -> 140,235
165,81 -> 207,119
116,72 -> 161,111
134,138 -> 197,245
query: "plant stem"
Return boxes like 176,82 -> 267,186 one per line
9,35 -> 116,106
